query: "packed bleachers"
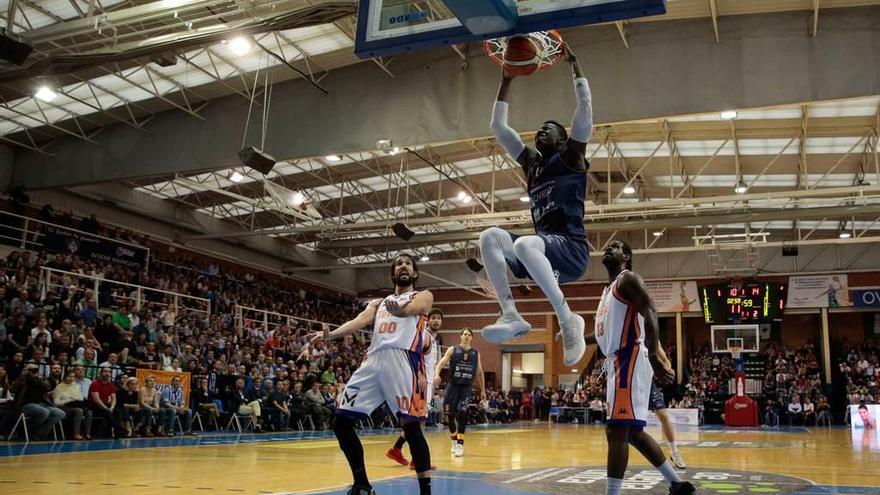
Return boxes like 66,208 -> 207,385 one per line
0,207 -> 367,440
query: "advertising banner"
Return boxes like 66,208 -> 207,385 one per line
647,281 -> 702,313
786,275 -> 851,308
42,225 -> 149,270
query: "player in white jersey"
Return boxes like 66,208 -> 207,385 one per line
309,254 -> 434,495
386,307 -> 444,469
583,240 -> 695,495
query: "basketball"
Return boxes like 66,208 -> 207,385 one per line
502,35 -> 542,76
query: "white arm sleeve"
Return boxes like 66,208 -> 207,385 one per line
570,77 -> 593,143
490,101 -> 525,159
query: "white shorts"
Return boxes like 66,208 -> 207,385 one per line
338,348 -> 429,422
606,343 -> 652,428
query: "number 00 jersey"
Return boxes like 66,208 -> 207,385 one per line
595,270 -> 645,357
368,291 -> 430,355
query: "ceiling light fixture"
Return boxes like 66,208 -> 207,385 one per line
839,232 -> 852,239
420,255 -> 430,262
653,231 -> 663,237
290,191 -> 305,207
734,181 -> 748,194
228,36 -> 251,55
325,154 -> 341,162
35,85 -> 57,102
228,170 -> 245,183
519,195 -> 530,202
720,110 -> 738,120
622,184 -> 636,195
389,146 -> 401,155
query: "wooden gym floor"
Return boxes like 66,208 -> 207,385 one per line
0,423 -> 877,494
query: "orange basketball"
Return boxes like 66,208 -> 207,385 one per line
503,35 -> 542,76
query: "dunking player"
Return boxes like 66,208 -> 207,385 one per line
434,327 -> 484,457
481,45 -> 591,367
309,254 -> 434,495
585,240 -> 695,495
650,369 -> 687,469
386,307 -> 444,469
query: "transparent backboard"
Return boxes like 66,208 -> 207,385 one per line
355,0 -> 667,58
710,325 -> 760,354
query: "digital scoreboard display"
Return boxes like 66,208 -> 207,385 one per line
701,282 -> 786,324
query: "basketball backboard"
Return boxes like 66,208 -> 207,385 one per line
355,0 -> 667,58
711,325 -> 760,354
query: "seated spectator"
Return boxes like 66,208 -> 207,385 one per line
803,397 -> 816,425
0,364 -> 17,439
14,365 -> 66,441
99,353 -> 124,381
138,375 -> 161,437
228,377 -> 263,432
588,397 -> 606,423
192,377 -> 220,429
764,401 -> 779,426
46,363 -> 64,389
304,381 -> 332,428
321,383 -> 337,413
269,381 -> 291,431
116,377 -> 141,437
787,396 -> 804,425
52,370 -> 93,440
160,375 -> 193,436
75,348 -> 99,380
816,396 -> 832,426
88,367 -> 124,438
163,358 -> 183,372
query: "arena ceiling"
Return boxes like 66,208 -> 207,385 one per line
2,0 -> 880,276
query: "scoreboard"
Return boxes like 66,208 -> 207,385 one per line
701,282 -> 786,324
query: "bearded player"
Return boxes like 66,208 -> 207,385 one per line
310,254 -> 434,495
386,307 -> 444,469
585,240 -> 695,495
481,45 -> 591,367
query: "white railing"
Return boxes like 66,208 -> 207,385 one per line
0,209 -> 150,271
40,266 -> 210,319
234,305 -> 336,334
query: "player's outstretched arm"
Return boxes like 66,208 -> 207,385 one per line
490,72 -> 526,161
618,272 -> 674,385
310,299 -> 381,343
560,45 -> 592,171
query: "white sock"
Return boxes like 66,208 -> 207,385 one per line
512,236 -> 573,323
606,477 -> 624,495
479,228 -> 518,316
669,441 -> 679,454
657,460 -> 682,484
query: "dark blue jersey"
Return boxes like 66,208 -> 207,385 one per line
517,140 -> 588,244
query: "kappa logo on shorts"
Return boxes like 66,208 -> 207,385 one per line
341,387 -> 360,406
617,408 -> 630,415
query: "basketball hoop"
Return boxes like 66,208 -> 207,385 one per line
484,30 -> 565,72
730,345 -> 742,361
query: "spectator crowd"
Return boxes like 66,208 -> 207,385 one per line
0,207 -> 368,440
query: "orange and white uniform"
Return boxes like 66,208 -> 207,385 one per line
338,291 -> 431,422
595,270 -> 653,428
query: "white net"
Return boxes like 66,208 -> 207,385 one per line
484,30 -> 565,70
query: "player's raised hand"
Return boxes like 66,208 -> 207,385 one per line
385,298 -> 411,317
307,323 -> 331,344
